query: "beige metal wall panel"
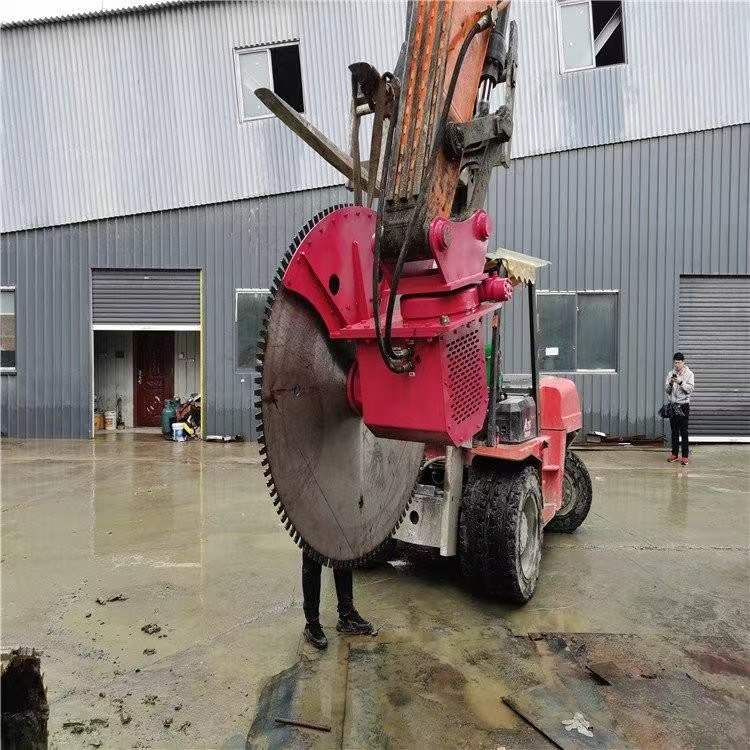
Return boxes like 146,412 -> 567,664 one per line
174,330 -> 200,402
1,0 -> 407,232
94,331 -> 134,426
509,0 -> 750,158
3,1 -> 749,232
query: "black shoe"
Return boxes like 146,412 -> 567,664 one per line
303,622 -> 328,650
336,608 -> 374,635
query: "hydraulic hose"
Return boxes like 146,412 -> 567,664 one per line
371,73 -> 402,371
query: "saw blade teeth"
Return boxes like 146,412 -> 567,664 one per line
259,201 -> 402,567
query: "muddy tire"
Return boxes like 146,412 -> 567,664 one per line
458,462 -> 543,604
546,450 -> 592,533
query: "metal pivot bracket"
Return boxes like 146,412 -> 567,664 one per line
443,106 -> 514,160
450,18 -> 519,217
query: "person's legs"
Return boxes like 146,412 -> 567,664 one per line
333,569 -> 353,618
302,552 -> 322,624
680,405 -> 690,460
333,568 -> 374,635
669,414 -> 680,458
302,553 -> 328,649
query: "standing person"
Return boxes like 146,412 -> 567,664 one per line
665,352 -> 695,465
301,552 -> 374,650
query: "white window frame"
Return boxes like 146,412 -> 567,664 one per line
537,289 -> 620,374
234,41 -> 302,123
556,0 -> 627,75
235,288 -> 269,371
0,285 -> 17,374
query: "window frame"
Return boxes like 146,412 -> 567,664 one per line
234,40 -> 302,123
235,287 -> 269,372
556,0 -> 627,75
0,285 -> 17,375
537,289 -> 619,374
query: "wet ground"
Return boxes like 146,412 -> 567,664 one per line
1,436 -> 748,748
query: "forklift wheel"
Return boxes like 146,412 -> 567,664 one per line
458,462 -> 542,604
546,451 -> 593,533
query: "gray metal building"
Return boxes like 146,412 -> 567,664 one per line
1,0 -> 749,440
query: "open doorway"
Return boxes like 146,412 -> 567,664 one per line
93,331 -> 200,432
91,269 -> 202,436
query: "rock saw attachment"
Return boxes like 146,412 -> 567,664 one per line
256,206 -> 424,567
256,1 -> 519,566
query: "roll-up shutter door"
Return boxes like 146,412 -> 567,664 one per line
92,270 -> 200,329
678,276 -> 750,438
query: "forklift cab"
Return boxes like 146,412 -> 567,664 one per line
483,248 -> 550,447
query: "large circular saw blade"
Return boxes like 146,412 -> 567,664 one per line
257,206 -> 424,567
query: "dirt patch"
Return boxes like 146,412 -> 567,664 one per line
684,648 -> 750,679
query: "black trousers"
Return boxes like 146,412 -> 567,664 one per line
669,404 -> 690,458
302,552 -> 353,624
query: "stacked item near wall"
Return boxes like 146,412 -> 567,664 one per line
161,394 -> 201,441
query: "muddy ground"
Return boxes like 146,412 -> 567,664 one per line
1,436 -> 748,748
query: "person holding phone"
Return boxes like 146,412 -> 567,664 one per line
665,352 -> 695,465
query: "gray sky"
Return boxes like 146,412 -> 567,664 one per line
1,1 -> 163,24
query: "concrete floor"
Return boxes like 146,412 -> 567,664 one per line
1,436 -> 748,748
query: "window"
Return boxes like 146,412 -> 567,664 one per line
537,291 -> 618,372
236,289 -> 268,370
558,1 -> 625,72
235,42 -> 304,121
1,288 -> 16,372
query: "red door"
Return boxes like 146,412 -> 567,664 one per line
134,332 -> 174,427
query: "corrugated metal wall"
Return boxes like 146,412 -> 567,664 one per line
1,0 -> 406,232
510,0 -> 750,158
3,0 -> 749,233
1,124 -> 748,439
677,276 -> 750,437
490,122 -> 750,438
0,184 -> 347,438
92,270 -> 201,326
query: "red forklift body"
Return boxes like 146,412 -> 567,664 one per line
472,376 -> 582,523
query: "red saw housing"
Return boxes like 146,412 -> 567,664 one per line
282,206 -> 512,445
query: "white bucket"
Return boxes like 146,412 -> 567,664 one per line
104,410 -> 117,431
171,422 -> 186,442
